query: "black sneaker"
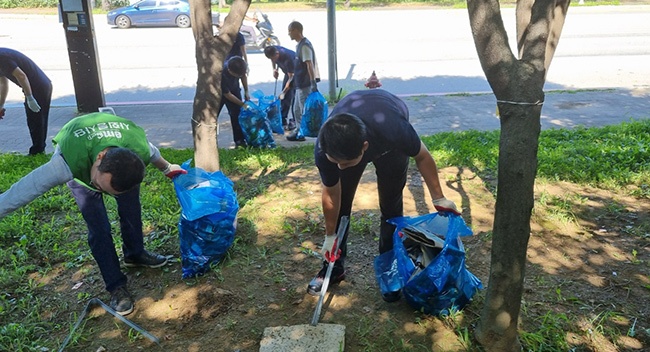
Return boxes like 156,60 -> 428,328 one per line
124,250 -> 168,268
382,290 -> 401,303
307,262 -> 345,296
235,139 -> 248,148
286,131 -> 306,142
110,286 -> 134,316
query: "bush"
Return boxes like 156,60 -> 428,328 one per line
0,0 -> 128,9
0,0 -> 57,8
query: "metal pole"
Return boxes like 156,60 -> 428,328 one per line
326,0 -> 337,101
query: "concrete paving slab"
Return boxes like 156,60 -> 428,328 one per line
260,323 -> 345,352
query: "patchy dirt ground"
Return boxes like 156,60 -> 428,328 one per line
30,165 -> 649,351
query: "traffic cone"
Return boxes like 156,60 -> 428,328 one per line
365,71 -> 382,89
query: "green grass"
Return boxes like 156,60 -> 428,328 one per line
423,119 -> 650,197
1,119 -> 649,350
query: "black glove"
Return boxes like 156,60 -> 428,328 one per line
310,80 -> 318,93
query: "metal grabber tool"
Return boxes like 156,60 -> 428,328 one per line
274,77 -> 278,97
310,215 -> 349,326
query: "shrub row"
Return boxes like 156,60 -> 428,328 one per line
0,0 -> 129,9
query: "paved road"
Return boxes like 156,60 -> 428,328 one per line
1,88 -> 648,153
1,6 -> 649,106
0,6 -> 649,153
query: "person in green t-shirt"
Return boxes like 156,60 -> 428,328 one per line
0,112 -> 186,316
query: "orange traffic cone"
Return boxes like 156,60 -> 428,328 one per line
365,71 -> 382,89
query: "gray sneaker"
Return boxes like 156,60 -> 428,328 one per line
110,286 -> 134,316
124,250 -> 168,268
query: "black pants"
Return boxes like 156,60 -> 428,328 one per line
280,74 -> 294,125
336,150 -> 409,265
25,81 -> 53,155
218,91 -> 245,144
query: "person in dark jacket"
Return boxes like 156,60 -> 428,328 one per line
263,45 -> 296,130
218,56 -> 249,148
308,89 -> 461,302
0,48 -> 52,155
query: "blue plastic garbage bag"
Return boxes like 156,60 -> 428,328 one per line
374,213 -> 483,315
300,91 -> 328,138
239,101 -> 276,148
173,160 -> 239,279
252,90 -> 283,134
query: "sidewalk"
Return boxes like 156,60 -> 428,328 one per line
1,88 -> 648,154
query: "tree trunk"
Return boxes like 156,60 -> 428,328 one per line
466,0 -> 569,350
188,0 -> 250,172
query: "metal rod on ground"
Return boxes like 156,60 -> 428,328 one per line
58,298 -> 161,351
311,215 -> 349,326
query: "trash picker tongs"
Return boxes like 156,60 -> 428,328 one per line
310,215 -> 349,326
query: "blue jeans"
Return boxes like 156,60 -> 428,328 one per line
67,180 -> 145,292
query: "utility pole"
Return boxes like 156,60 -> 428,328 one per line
326,0 -> 338,101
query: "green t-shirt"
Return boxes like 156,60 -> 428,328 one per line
52,113 -> 151,187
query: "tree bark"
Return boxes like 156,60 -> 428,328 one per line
467,0 -> 569,350
188,0 -> 250,172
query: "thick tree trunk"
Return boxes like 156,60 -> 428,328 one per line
467,0 -> 568,350
188,0 -> 250,172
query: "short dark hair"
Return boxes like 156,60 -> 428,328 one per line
318,113 -> 367,160
98,148 -> 145,193
263,46 -> 278,58
225,56 -> 247,77
288,21 -> 303,33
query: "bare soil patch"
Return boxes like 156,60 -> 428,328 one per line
35,165 -> 650,351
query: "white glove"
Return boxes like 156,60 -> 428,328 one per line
433,197 -> 461,215
279,93 -> 285,100
320,234 -> 339,262
26,95 -> 41,113
163,163 -> 186,179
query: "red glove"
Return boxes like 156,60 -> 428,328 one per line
163,164 -> 187,179
433,197 -> 461,215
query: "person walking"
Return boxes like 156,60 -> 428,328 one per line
263,45 -> 296,130
0,48 -> 52,155
286,21 -> 320,142
218,56 -> 249,148
307,89 -> 460,302
0,112 -> 186,315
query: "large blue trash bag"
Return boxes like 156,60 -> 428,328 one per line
173,160 -> 239,279
374,212 -> 483,315
239,101 -> 276,148
299,91 -> 328,138
252,90 -> 283,134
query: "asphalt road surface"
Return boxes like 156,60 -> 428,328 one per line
1,5 -> 649,107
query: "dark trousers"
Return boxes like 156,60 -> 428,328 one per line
67,180 -> 145,292
335,150 -> 409,266
280,74 -> 295,125
219,92 -> 245,144
25,81 -> 52,155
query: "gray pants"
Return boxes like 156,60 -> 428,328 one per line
292,86 -> 311,129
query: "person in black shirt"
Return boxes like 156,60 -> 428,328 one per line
309,89 -> 460,302
263,45 -> 296,130
0,48 -> 52,155
218,56 -> 249,148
